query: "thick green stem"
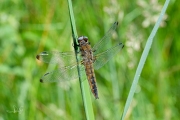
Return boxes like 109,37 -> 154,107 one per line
67,0 -> 95,120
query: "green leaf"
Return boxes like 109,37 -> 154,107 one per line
121,0 -> 170,119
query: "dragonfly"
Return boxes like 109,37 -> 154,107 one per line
36,22 -> 124,99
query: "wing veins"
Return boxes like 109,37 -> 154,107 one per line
40,63 -> 85,83
93,43 -> 124,70
92,22 -> 119,55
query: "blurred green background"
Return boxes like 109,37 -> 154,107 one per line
0,0 -> 179,119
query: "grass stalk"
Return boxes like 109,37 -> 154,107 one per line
67,0 -> 95,120
121,0 -> 170,119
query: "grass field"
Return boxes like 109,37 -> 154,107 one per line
0,0 -> 179,119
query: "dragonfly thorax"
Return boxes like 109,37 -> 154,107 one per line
78,36 -> 89,46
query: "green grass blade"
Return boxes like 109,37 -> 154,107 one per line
121,0 -> 170,119
67,0 -> 95,120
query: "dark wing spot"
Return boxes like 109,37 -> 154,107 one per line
40,79 -> 43,83
36,55 -> 40,60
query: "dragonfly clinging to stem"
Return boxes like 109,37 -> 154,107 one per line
36,22 -> 124,99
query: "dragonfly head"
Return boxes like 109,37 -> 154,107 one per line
78,36 -> 89,45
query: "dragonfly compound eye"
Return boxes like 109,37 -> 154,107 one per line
83,36 -> 88,42
78,36 -> 84,44
78,36 -> 83,41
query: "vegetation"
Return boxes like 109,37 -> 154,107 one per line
0,0 -> 179,119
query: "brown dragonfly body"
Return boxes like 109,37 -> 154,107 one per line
78,36 -> 98,99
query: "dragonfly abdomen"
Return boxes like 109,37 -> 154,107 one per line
84,63 -> 99,99
78,36 -> 99,99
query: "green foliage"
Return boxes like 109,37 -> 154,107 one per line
0,0 -> 179,120
121,0 -> 170,119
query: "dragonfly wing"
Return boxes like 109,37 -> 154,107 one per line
36,51 -> 77,67
40,64 -> 85,83
93,43 -> 124,70
92,22 -> 119,54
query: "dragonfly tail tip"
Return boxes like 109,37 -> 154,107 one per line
95,95 -> 99,99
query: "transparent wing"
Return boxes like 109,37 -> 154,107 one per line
92,22 -> 119,54
36,51 -> 77,67
93,43 -> 124,70
40,64 -> 85,83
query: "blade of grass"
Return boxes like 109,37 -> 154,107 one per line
67,0 -> 95,120
121,0 -> 170,119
